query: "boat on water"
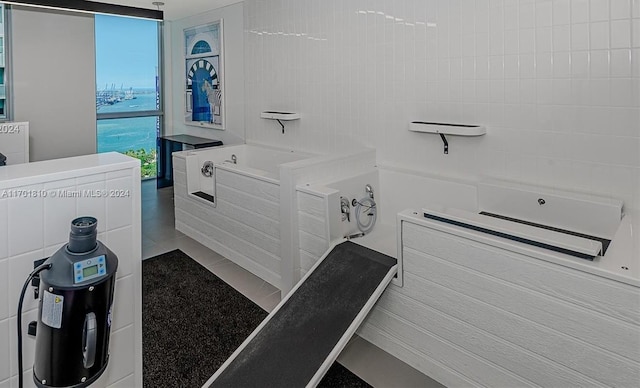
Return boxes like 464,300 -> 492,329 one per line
124,87 -> 137,100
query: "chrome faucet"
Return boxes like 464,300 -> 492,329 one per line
365,184 -> 374,199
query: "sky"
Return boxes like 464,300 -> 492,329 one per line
95,14 -> 159,90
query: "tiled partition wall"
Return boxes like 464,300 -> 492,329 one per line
0,154 -> 142,387
244,0 -> 640,210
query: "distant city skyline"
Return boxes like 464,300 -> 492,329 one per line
95,14 -> 159,90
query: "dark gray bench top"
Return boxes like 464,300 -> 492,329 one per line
210,241 -> 397,388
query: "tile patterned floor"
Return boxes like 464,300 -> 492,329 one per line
141,180 -> 442,388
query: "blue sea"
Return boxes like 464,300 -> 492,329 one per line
96,91 -> 159,154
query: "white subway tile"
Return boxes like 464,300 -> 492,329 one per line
106,226 -> 135,278
503,1 -> 519,31
489,79 -> 505,103
611,19 -> 632,48
608,134 -> 640,166
245,0 -> 640,210
7,186 -> 43,257
605,166 -> 637,208
571,0 -> 590,23
488,55 -> 504,79
553,78 -> 573,104
611,0 -> 631,19
489,30 -> 505,55
610,78 -> 634,107
589,0 -> 609,21
505,79 -> 520,102
571,23 -> 590,50
633,19 -> 640,47
112,276 -> 134,331
476,32 -> 489,55
536,26 -> 553,52
553,51 -> 572,78
553,0 -> 572,25
536,1 -> 553,27
9,309 -> 39,377
537,105 -> 555,130
571,51 -> 590,77
590,49 -> 610,78
519,54 -> 535,78
476,56 -> 489,79
504,29 -> 519,54
105,178 -> 133,231
536,52 -> 554,78
610,49 -> 632,77
0,320 -> 8,382
537,79 -> 554,104
105,326 -> 135,385
581,106 -> 612,134
43,186 -> 77,247
571,79 -> 592,105
519,28 -> 536,53
8,250 -> 45,314
0,260 -> 7,321
476,79 -> 490,102
553,25 -> 572,51
504,55 -> 519,78
609,107 -> 640,137
519,2 -> 536,29
0,200 -> 6,260
590,78 -> 612,106
590,21 -> 610,49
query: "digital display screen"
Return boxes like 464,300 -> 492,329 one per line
83,265 -> 99,277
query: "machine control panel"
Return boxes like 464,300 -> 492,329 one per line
73,255 -> 107,284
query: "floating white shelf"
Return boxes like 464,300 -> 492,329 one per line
409,121 -> 486,154
261,111 -> 300,120
409,121 -> 486,136
261,111 -> 300,134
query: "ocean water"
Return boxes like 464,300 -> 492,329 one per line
96,92 -> 159,154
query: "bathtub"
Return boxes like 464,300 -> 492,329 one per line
173,144 -> 314,288
295,169 -> 404,285
182,144 -> 312,206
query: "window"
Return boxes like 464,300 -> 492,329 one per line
95,14 -> 162,179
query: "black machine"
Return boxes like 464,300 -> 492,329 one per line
17,217 -> 118,388
0,152 -> 6,166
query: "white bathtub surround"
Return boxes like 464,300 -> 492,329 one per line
244,0 -> 640,212
363,209 -> 639,387
175,144 -> 311,290
0,152 -> 142,387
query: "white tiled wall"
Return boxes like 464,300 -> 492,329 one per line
0,161 -> 141,388
244,0 -> 640,210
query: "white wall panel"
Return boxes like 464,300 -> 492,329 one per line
11,7 -> 97,161
244,0 -> 640,210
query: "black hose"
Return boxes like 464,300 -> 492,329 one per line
17,263 -> 51,388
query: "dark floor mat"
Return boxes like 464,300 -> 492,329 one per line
143,249 -> 371,387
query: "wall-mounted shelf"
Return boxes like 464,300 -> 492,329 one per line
261,111 -> 300,134
409,121 -> 486,154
